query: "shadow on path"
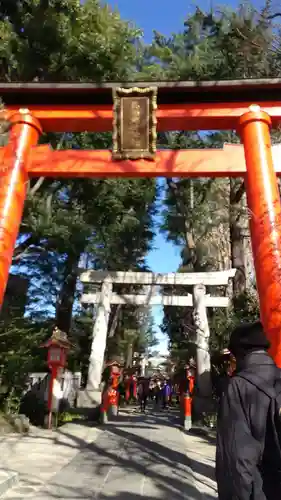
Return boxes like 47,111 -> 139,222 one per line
34,411 -> 217,499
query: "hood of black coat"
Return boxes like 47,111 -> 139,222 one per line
235,350 -> 279,384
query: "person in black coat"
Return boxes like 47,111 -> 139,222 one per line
216,320 -> 281,500
215,349 -> 236,401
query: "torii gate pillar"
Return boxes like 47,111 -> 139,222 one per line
0,110 -> 41,305
240,107 -> 281,366
86,278 -> 113,405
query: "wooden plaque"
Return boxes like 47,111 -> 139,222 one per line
112,87 -> 157,160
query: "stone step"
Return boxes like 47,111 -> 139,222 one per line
0,469 -> 18,497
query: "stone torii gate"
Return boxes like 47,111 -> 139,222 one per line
80,269 -> 236,405
1,79 -> 281,367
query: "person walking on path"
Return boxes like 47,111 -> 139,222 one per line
215,349 -> 236,401
137,378 -> 149,413
216,320 -> 281,500
162,380 -> 170,410
154,379 -> 161,409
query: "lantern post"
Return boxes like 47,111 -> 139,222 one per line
41,327 -> 71,430
181,362 -> 195,431
107,361 -> 121,416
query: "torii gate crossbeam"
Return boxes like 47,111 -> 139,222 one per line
1,79 -> 281,365
1,143 -> 281,178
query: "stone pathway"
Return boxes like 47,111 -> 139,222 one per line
184,429 -> 216,499
0,409 -> 217,499
0,422 -> 100,499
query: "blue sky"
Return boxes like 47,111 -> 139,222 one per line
107,0 -> 266,42
105,0 -> 264,352
107,0 -> 195,42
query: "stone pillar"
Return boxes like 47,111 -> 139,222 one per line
140,356 -> 147,377
86,278 -> 113,405
192,284 -> 212,404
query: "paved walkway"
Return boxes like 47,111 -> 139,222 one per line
0,409 -> 217,500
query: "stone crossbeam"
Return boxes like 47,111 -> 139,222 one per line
80,292 -> 230,308
80,269 -> 236,286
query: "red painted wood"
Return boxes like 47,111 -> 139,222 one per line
0,111 -> 41,308
4,101 -> 281,132
240,108 -> 281,367
2,144 -> 280,178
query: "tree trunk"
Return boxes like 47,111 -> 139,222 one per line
166,178 -> 196,267
56,252 -> 81,333
229,179 -> 246,296
192,284 -> 213,413
108,305 -> 122,337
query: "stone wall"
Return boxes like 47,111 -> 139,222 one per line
26,371 -> 82,408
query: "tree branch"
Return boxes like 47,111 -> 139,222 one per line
267,13 -> 281,20
13,235 -> 39,260
29,177 -> 45,197
230,181 -> 245,205
12,236 -> 60,263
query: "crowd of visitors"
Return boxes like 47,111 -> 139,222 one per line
137,377 -> 172,412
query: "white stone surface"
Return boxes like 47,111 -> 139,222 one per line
86,278 -> 113,399
81,291 -> 230,307
80,269 -> 236,286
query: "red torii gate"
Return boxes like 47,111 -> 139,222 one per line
1,79 -> 281,365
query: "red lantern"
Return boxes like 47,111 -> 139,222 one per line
41,327 -> 72,429
47,344 -> 67,368
43,327 -> 71,368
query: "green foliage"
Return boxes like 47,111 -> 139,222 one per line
0,0 -> 141,81
140,3 -> 279,81
58,411 -> 86,426
0,314 -> 50,419
210,289 -> 260,352
0,99 -> 8,146
0,317 -> 48,392
20,176 -> 157,318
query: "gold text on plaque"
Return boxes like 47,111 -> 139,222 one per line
112,87 -> 157,160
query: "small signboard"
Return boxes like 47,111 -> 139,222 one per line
112,87 -> 157,160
